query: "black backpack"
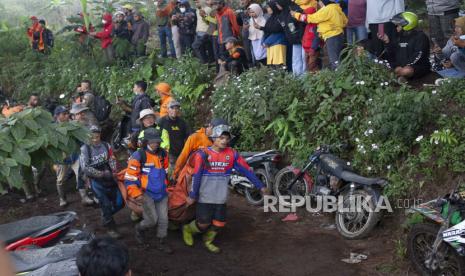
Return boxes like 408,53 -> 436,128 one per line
93,95 -> 112,122
44,29 -> 54,48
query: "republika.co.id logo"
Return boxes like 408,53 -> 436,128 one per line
263,195 -> 393,213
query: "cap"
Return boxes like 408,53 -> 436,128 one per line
114,10 -> 125,17
54,105 -> 69,116
89,125 -> 101,133
144,128 -> 163,143
137,108 -> 156,123
168,100 -> 181,109
210,124 -> 231,138
210,118 -> 228,127
155,82 -> 172,95
224,36 -> 238,44
70,103 -> 89,114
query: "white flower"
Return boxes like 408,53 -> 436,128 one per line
415,135 -> 423,142
368,98 -> 373,102
384,82 -> 389,86
347,162 -> 351,166
367,166 -> 372,171
356,81 -> 360,85
371,144 -> 378,150
380,82 -> 385,86
434,140 -> 439,145
374,59 -> 379,63
434,130 -> 439,134
347,115 -> 353,121
432,90 -> 437,95
387,165 -> 391,170
368,121 -> 372,125
360,81 -> 365,85
355,138 -> 360,143
368,129 -> 373,134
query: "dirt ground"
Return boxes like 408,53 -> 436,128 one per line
0,172 -> 420,276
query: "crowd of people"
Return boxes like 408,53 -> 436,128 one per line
1,79 -> 266,256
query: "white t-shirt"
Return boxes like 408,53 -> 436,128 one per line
366,0 -> 405,24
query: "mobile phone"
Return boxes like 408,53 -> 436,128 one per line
377,24 -> 385,38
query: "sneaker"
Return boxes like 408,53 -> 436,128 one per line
157,238 -> 174,254
59,198 -> 68,207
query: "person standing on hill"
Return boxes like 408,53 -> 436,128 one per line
131,11 -> 150,56
90,13 -> 114,63
156,0 -> 177,58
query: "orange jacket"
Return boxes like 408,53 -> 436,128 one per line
124,149 -> 169,199
159,94 -> 173,118
173,128 -> 212,179
2,105 -> 24,117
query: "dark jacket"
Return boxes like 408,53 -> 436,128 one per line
159,116 -> 191,157
112,20 -> 131,40
387,30 -> 431,68
130,93 -> 153,132
172,6 -> 197,35
220,46 -> 249,74
131,19 -> 150,45
278,0 -> 304,45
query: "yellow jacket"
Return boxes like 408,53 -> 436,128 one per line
294,3 -> 347,41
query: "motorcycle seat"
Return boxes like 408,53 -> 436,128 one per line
0,212 -> 76,245
340,171 -> 387,186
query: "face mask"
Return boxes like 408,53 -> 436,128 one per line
102,20 -> 107,24
180,7 -> 186,13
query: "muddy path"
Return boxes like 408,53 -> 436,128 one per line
0,178 -> 413,276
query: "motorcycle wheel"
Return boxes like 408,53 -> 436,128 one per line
408,223 -> 465,276
273,167 -> 309,207
335,189 -> 381,239
245,168 -> 270,205
110,129 -> 122,151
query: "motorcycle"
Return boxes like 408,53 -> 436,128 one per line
407,184 -> 465,275
110,114 -> 132,152
229,150 -> 283,205
274,145 -> 388,239
0,211 -> 77,251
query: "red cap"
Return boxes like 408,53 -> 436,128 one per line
30,16 -> 38,20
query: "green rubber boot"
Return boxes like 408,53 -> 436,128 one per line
203,230 -> 220,253
182,221 -> 201,247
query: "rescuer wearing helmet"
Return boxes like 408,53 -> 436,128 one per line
181,119 -> 267,253
379,12 -> 431,83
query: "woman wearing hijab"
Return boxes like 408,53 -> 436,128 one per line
248,3 -> 267,65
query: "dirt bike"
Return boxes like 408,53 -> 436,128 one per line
0,211 -> 78,251
407,184 -> 465,275
229,150 -> 283,205
274,145 -> 388,239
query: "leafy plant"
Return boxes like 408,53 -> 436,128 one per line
0,108 -> 88,190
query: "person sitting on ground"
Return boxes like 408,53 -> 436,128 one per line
155,82 -> 174,118
433,16 -> 465,79
76,237 -> 131,276
218,37 -> 249,75
158,100 -> 191,172
182,120 -> 267,253
80,126 -> 123,238
124,128 -> 173,254
130,108 -> 170,151
379,11 -> 431,83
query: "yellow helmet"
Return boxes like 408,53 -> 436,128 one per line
123,4 -> 134,10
